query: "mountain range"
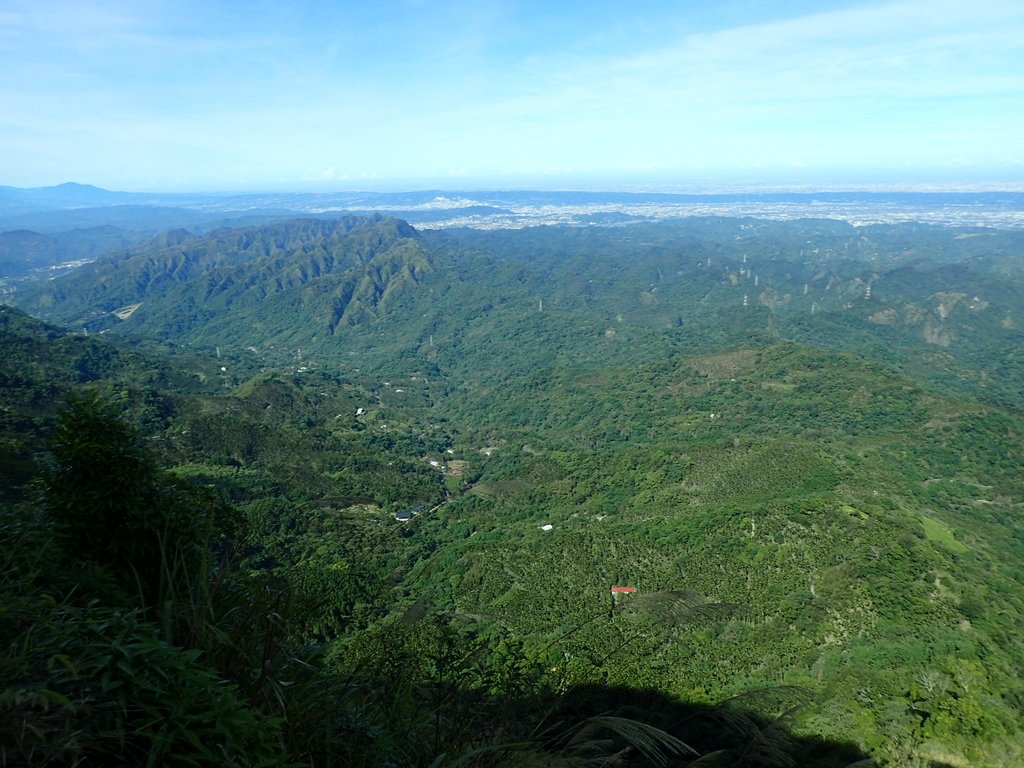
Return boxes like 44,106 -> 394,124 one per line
4,206 -> 1024,765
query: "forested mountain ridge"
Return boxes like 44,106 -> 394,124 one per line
4,213 -> 1024,766
13,216 -> 1024,411
17,214 -> 434,343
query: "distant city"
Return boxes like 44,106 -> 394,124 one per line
336,194 -> 1024,230
129,187 -> 1024,231
2,183 -> 1024,234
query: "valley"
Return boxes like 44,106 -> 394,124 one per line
3,207 -> 1024,767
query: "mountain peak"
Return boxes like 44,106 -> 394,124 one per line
51,182 -> 108,192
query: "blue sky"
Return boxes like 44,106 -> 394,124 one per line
1,0 -> 1022,191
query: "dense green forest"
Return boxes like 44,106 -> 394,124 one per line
3,214 -> 1024,766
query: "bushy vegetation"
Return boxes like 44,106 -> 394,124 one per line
4,214 -> 1024,765
3,394 -> 873,766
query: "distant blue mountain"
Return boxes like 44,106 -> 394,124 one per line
0,182 -> 147,211
0,183 -> 230,216
2,182 -> 1022,235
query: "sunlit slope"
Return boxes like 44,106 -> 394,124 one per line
438,221 -> 1024,407
407,340 -> 1024,765
17,215 -> 435,346
14,217 -> 1024,411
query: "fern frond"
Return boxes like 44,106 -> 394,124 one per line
552,714 -> 698,767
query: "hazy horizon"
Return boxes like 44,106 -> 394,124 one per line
10,176 -> 1024,198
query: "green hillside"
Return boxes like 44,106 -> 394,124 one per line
403,339 -> 1024,764
16,216 -> 1023,407
3,215 -> 1024,766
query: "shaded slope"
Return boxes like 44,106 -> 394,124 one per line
0,305 -> 246,499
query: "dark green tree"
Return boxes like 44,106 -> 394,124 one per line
41,392 -> 224,604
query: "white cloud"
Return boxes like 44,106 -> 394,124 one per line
543,0 -> 1024,110
2,0 -> 1021,187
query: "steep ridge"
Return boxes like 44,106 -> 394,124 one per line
17,215 -> 435,346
